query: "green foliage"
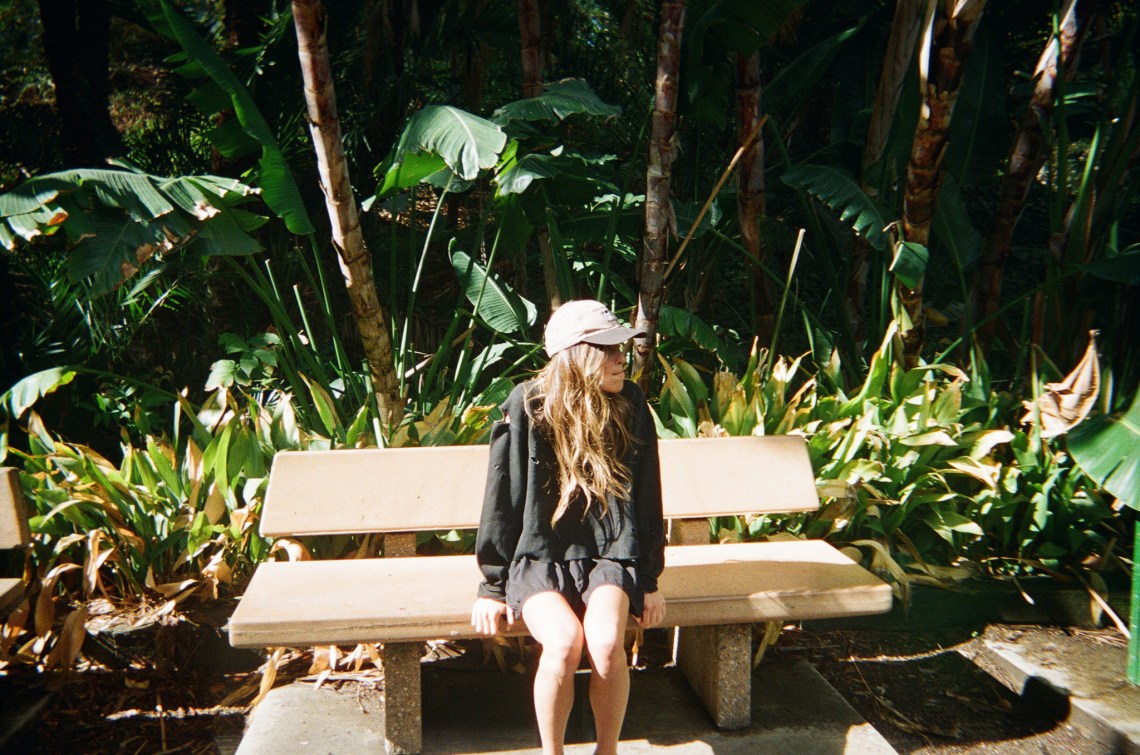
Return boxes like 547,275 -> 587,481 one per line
4,357 -> 500,607
889,242 -> 929,290
450,246 -> 536,334
781,164 -> 889,251
0,167 -> 265,294
654,331 -> 1119,583
1068,389 -> 1140,511
493,79 -> 621,125
384,105 -> 507,184
151,0 -> 314,235
205,332 -> 282,392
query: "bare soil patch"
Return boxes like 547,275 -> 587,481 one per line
786,625 -> 1122,754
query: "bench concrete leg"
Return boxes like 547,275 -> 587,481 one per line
675,624 -> 751,730
383,642 -> 422,754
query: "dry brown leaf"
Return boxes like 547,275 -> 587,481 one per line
1021,331 -> 1100,438
133,600 -> 176,627
35,563 -> 82,637
203,556 -> 233,589
230,506 -> 253,534
366,643 -> 383,672
204,484 -> 227,525
1,597 -> 31,657
82,530 -> 117,598
309,645 -> 337,675
45,604 -> 88,669
752,620 -> 782,668
151,579 -> 200,599
271,538 -> 312,562
251,647 -> 285,708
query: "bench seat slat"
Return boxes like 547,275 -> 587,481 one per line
228,540 -> 892,648
259,436 -> 819,537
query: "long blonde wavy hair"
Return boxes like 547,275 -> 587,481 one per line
527,342 -> 635,525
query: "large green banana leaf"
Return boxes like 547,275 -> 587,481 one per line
782,164 -> 889,251
0,168 -> 264,294
155,1 -> 314,235
450,247 -> 536,335
1068,389 -> 1140,510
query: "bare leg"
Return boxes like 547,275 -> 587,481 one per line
582,585 -> 630,755
522,592 -> 585,755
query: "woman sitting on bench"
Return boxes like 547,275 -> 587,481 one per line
471,299 -> 667,755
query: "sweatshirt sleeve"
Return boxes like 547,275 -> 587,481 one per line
629,384 -> 665,593
474,386 -> 528,601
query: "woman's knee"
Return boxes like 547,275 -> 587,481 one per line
523,592 -> 584,673
538,625 -> 583,672
584,628 -> 625,675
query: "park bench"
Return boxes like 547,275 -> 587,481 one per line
0,468 -> 31,616
229,435 -> 893,754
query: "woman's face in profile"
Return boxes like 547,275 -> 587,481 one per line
596,344 -> 627,394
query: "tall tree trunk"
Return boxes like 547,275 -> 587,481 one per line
864,0 -> 927,184
293,0 -> 403,425
223,0 -> 269,47
38,0 -> 122,166
632,0 -> 684,390
847,0 -> 925,344
735,52 -> 773,345
974,0 -> 1083,353
899,0 -> 987,365
517,0 -> 560,310
517,0 -> 543,98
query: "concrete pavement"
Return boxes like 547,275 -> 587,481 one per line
968,625 -> 1140,753
237,656 -> 896,754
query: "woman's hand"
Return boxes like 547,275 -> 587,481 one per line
635,590 -> 666,628
471,597 -> 515,636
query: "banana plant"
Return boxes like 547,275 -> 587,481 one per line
366,79 -> 625,408
0,166 -> 265,295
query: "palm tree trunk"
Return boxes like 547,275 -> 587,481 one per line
847,0 -> 925,345
632,0 -> 685,390
863,0 -> 927,182
899,0 -> 987,365
517,0 -> 542,98
223,0 -> 269,47
293,0 -> 403,425
974,0 -> 1083,352
516,0 -> 560,311
735,52 -> 773,345
38,0 -> 122,166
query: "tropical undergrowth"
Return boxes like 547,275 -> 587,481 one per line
653,324 -> 1131,611
1,305 -> 1132,671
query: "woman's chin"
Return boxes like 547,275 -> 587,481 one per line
601,377 -> 625,393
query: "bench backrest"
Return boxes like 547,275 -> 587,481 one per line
0,468 -> 31,549
260,435 -> 818,538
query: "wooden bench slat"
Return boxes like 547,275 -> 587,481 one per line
227,540 -> 892,648
259,436 -> 819,537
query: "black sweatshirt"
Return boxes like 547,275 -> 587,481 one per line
475,379 -> 665,602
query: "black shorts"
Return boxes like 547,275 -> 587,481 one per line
506,557 -> 644,618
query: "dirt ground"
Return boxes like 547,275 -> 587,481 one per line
785,624 -> 1124,754
1,623 -> 1125,753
